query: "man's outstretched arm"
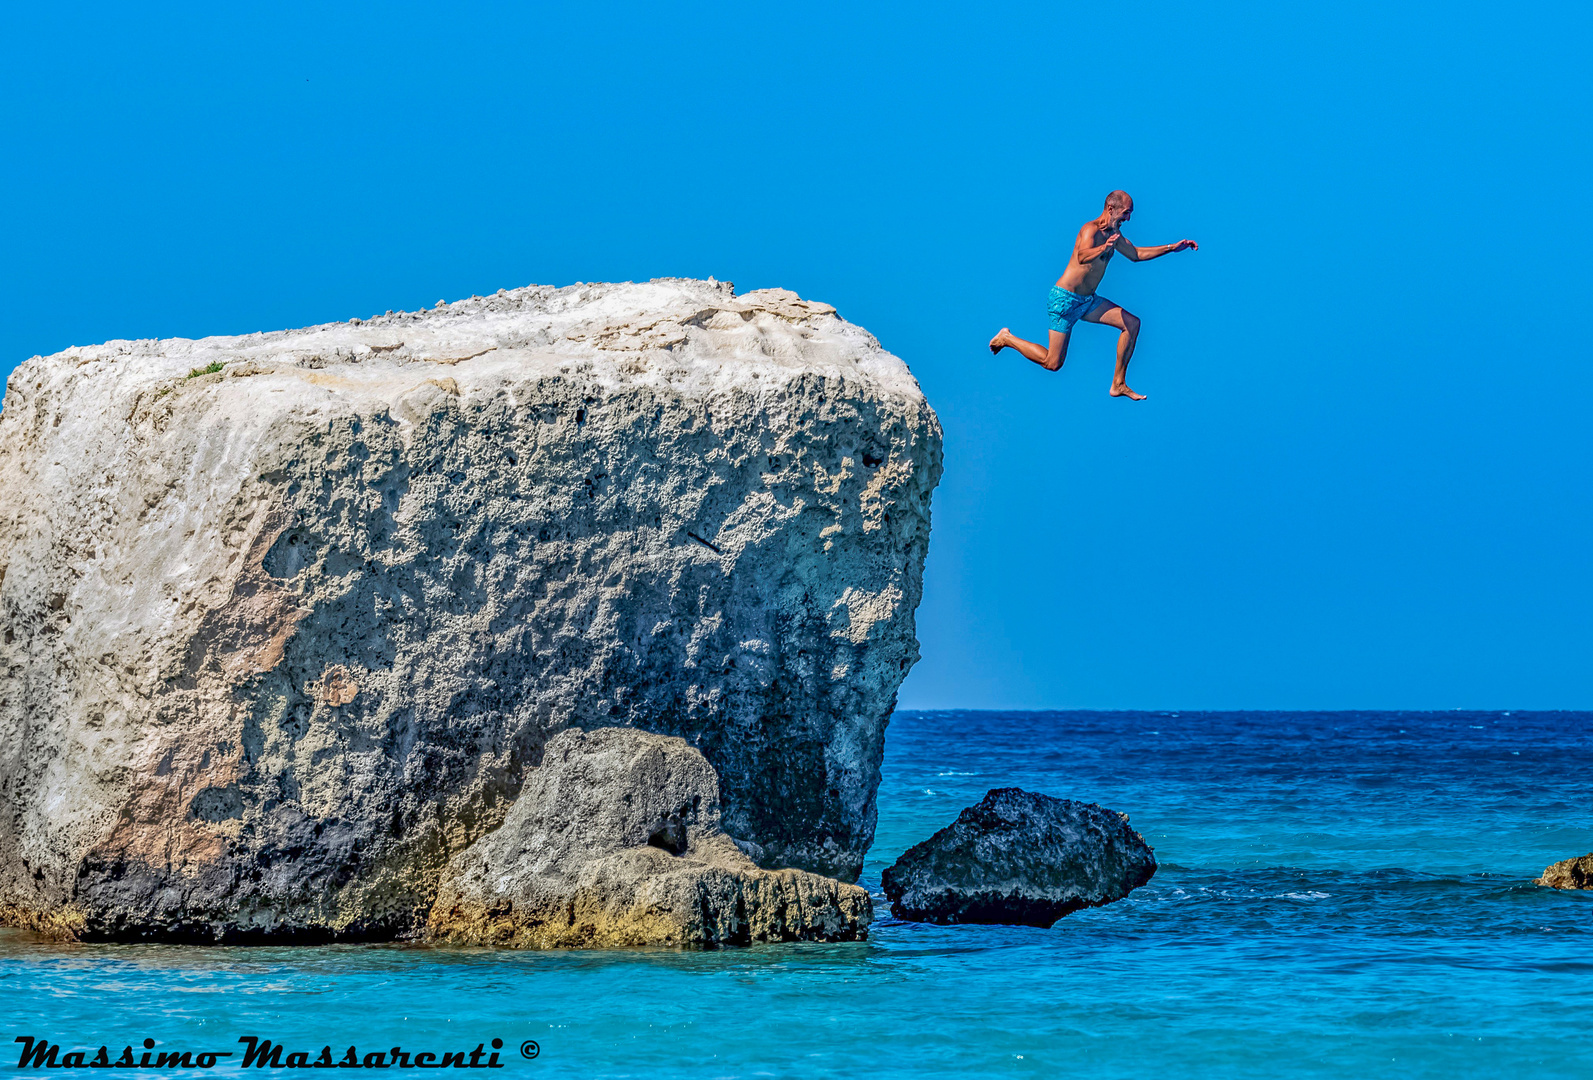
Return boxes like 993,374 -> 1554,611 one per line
1113,236 -> 1198,262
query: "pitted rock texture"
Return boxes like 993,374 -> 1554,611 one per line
0,278 -> 941,942
427,727 -> 870,947
1536,854 -> 1593,890
881,788 -> 1155,927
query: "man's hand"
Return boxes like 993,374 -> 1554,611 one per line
1171,239 -> 1198,252
1074,224 -> 1122,264
1086,231 -> 1120,261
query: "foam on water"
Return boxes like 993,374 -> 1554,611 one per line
5,711 -> 1592,1078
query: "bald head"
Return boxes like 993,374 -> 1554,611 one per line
1101,190 -> 1135,229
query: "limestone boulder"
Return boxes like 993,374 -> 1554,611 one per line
881,788 -> 1155,927
427,726 -> 870,947
0,278 -> 940,941
1536,853 -> 1593,890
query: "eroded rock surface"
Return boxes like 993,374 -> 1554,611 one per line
0,279 -> 940,941
881,788 -> 1155,927
427,727 -> 870,947
1537,853 -> 1593,890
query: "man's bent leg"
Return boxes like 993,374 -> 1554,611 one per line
1083,301 -> 1144,400
989,328 -> 1070,372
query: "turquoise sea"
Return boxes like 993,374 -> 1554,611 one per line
6,710 -> 1592,1078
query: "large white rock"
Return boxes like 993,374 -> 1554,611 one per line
0,279 -> 941,942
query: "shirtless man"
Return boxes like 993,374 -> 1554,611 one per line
989,190 -> 1196,400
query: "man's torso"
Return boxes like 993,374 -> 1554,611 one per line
1055,220 -> 1114,294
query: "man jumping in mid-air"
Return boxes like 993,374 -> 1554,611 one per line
989,190 -> 1196,400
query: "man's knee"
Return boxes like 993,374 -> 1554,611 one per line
1123,311 -> 1142,336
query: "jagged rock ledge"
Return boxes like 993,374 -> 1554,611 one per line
427,727 -> 871,947
0,278 -> 941,943
1537,853 -> 1593,890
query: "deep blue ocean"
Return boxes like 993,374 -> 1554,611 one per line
6,711 -> 1592,1078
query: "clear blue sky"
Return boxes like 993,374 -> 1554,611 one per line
3,3 -> 1589,708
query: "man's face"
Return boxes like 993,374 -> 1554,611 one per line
1110,202 -> 1134,228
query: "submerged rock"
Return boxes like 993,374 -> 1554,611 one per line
1536,854 -> 1593,890
0,279 -> 940,942
881,788 -> 1155,927
427,727 -> 870,947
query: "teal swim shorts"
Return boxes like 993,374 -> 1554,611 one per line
1047,286 -> 1107,333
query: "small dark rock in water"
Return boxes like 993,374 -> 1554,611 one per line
1537,853 -> 1593,889
882,787 -> 1156,927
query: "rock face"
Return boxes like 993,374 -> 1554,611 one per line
1536,854 -> 1593,890
881,788 -> 1155,927
0,278 -> 941,942
427,726 -> 870,947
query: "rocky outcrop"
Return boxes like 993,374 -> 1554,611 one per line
881,788 -> 1155,927
0,279 -> 940,942
1536,854 -> 1593,890
427,727 -> 870,947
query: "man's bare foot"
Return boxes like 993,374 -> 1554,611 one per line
1110,383 -> 1147,401
988,328 -> 1009,355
